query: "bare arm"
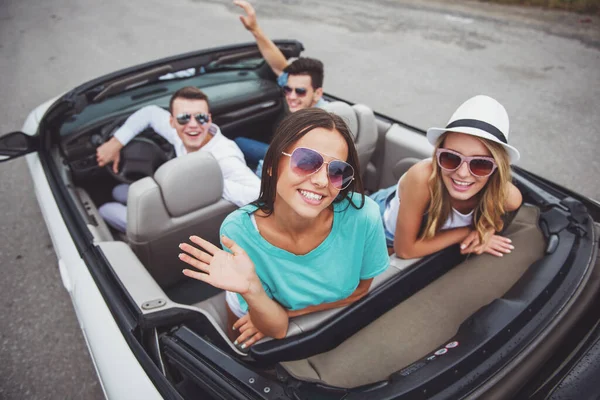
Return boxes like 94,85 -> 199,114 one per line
287,279 -> 373,318
230,279 -> 373,348
505,181 -> 523,212
234,0 -> 288,76
179,235 -> 290,339
243,286 -> 289,339
393,161 -> 471,259
96,105 -> 174,172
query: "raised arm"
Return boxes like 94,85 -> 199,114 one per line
234,0 -> 288,76
179,235 -> 290,339
393,161 -> 471,259
96,105 -> 174,172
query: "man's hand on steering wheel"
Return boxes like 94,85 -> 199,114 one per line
96,137 -> 124,173
99,135 -> 171,184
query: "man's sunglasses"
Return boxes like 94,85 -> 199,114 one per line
436,148 -> 497,178
282,147 -> 355,190
282,85 -> 308,97
175,113 -> 209,125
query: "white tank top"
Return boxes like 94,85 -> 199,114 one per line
383,176 -> 474,235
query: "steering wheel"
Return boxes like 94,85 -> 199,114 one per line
106,136 -> 170,184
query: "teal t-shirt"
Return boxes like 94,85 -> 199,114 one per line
220,193 -> 390,313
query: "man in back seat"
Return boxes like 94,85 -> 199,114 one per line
233,0 -> 328,170
96,86 -> 260,233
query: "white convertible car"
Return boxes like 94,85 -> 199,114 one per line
2,41 -> 600,400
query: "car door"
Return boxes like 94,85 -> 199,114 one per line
1,105 -> 165,399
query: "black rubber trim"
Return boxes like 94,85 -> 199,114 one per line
513,165 -> 600,222
249,247 -> 465,364
162,326 -> 288,400
138,307 -> 200,331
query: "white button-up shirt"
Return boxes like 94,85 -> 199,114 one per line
113,105 -> 260,207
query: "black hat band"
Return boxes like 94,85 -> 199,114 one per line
446,119 -> 507,144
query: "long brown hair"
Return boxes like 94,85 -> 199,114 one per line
421,132 -> 512,243
252,108 -> 364,215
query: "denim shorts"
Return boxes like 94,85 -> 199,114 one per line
369,185 -> 397,247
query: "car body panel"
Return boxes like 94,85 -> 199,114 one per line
23,107 -> 161,399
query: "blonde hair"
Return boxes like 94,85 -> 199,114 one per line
421,132 -> 512,243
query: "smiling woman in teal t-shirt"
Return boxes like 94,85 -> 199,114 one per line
178,108 -> 389,350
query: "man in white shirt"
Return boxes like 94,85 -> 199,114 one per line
96,86 -> 260,232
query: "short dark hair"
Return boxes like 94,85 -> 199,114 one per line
283,57 -> 324,89
169,86 -> 210,114
253,108 -> 364,215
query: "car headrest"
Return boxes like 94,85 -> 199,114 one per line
323,101 -> 358,140
393,157 -> 421,181
154,151 -> 223,217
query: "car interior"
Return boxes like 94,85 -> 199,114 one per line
47,51 -> 588,392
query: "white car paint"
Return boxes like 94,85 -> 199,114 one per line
22,101 -> 163,400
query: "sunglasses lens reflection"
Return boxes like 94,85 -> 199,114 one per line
195,113 -> 207,124
176,114 -> 191,125
469,159 -> 495,176
289,148 -> 354,190
290,148 -> 323,176
283,86 -> 307,97
176,113 -> 208,125
328,160 -> 354,190
439,151 -> 462,170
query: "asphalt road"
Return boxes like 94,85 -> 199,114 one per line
0,0 -> 598,399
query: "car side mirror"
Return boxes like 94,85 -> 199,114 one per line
0,131 -> 39,162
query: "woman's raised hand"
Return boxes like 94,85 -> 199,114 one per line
179,235 -> 259,295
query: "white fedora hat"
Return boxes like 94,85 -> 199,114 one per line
426,95 -> 520,163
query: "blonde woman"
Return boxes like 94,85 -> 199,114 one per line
371,95 -> 523,259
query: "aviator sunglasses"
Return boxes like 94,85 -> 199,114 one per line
175,113 -> 209,126
282,147 -> 355,190
282,85 -> 308,97
436,148 -> 497,178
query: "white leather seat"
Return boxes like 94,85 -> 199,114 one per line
127,151 -> 237,288
323,101 -> 378,177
